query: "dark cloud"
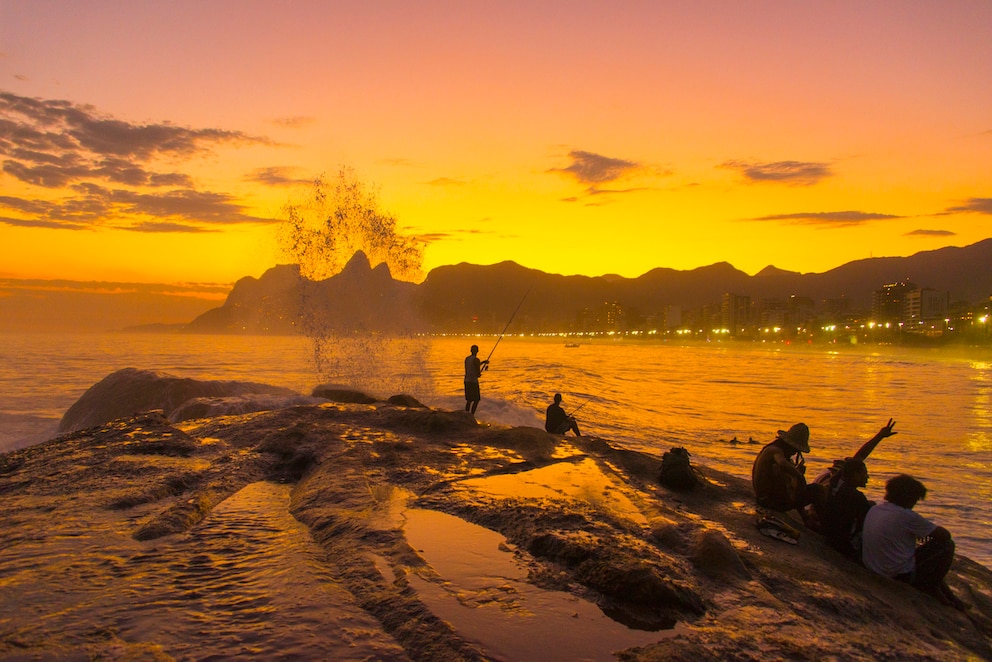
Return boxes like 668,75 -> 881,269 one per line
0,92 -> 266,166
945,197 -> 992,214
550,150 -> 640,185
0,215 -> 88,230
0,91 -> 277,231
0,185 -> 276,230
2,159 -> 90,187
905,229 -> 956,237
750,210 -> 900,227
108,189 -> 265,223
245,166 -> 312,187
723,160 -> 832,185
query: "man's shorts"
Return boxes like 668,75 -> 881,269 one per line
464,381 -> 481,401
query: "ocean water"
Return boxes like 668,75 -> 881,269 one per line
1,331 -> 989,569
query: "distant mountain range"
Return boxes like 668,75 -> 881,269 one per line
183,239 -> 992,335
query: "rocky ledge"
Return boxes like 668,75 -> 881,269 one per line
1,379 -> 990,660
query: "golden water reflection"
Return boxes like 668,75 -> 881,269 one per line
457,458 -> 648,527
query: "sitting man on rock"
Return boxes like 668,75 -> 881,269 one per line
806,418 -> 898,562
808,418 -> 898,554
816,457 -> 874,558
752,423 -> 814,521
862,474 -> 967,610
545,393 -> 581,436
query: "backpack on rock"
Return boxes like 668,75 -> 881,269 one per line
659,446 -> 698,491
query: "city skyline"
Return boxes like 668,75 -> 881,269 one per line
2,1 -> 991,287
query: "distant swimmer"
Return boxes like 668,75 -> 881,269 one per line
464,345 -> 488,415
752,423 -> 813,522
545,393 -> 581,436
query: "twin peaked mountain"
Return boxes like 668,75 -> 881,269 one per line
185,240 -> 992,335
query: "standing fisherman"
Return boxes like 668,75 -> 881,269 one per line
464,345 -> 488,415
464,287 -> 529,416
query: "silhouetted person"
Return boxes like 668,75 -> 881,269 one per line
752,423 -> 812,521
811,419 -> 898,556
464,344 -> 488,415
816,458 -> 874,558
862,474 -> 967,610
545,393 -> 581,436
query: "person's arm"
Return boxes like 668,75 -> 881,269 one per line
922,525 -> 952,544
853,418 -> 897,461
774,449 -> 804,479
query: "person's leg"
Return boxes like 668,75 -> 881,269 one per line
913,536 -> 955,592
465,382 -> 480,414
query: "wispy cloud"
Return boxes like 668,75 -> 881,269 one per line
0,277 -> 231,300
426,177 -> 469,187
905,229 -> 956,237
587,186 -> 651,196
269,116 -> 316,129
750,210 -> 900,227
123,221 -> 219,233
410,225 -> 499,245
550,150 -> 640,185
0,91 -> 277,230
381,158 -> 421,168
723,160 -> 832,185
245,166 -> 312,187
944,197 -> 992,215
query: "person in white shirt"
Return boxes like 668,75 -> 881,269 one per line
861,474 -> 967,610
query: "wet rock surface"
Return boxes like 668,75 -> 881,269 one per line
3,396 -> 992,660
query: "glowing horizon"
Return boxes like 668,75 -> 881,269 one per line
2,1 -> 991,285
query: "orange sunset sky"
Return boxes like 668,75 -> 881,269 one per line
1,1 -> 991,287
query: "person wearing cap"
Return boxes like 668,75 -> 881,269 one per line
752,422 -> 812,516
545,393 -> 581,436
463,344 -> 488,415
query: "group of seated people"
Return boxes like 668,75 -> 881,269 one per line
752,419 -> 967,611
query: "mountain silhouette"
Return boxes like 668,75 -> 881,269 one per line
184,240 -> 992,335
184,252 -> 421,334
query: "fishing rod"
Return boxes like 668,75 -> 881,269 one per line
483,286 -> 531,369
567,398 -> 593,417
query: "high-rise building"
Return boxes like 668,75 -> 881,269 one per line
872,282 -> 917,323
721,293 -> 751,335
905,288 -> 949,325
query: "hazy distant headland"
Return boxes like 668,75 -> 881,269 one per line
182,239 -> 992,345
2,239 -> 991,343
